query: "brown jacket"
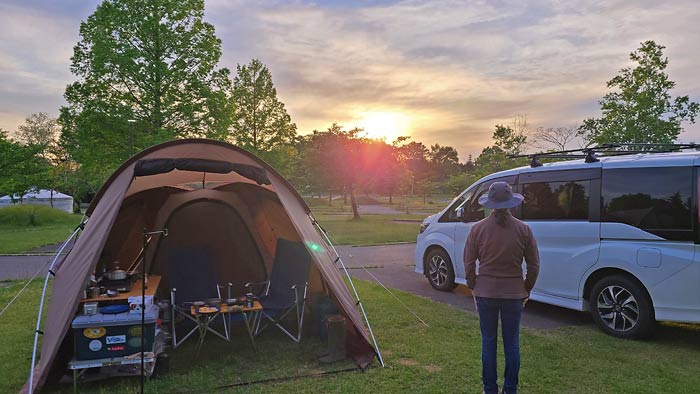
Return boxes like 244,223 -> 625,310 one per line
463,211 -> 540,299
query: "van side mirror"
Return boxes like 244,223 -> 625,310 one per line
456,207 -> 464,220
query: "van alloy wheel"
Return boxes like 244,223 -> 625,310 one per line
590,275 -> 654,339
597,285 -> 639,332
425,248 -> 457,291
429,255 -> 448,287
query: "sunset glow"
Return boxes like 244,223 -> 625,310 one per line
354,111 -> 411,142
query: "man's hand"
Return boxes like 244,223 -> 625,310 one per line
523,295 -> 529,307
472,294 -> 478,314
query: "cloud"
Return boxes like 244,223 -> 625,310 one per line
1,0 -> 699,159
0,2 -> 98,131
207,0 -> 700,158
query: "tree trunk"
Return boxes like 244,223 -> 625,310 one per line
349,185 -> 360,220
328,192 -> 333,206
389,192 -> 393,205
50,190 -> 54,208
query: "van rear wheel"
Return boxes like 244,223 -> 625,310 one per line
426,248 -> 457,291
590,275 -> 654,339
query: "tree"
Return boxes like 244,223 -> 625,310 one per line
493,124 -> 527,156
303,124 -> 373,219
579,41 -> 700,145
428,144 -> 461,178
532,126 -> 578,151
16,112 -> 59,150
0,130 -> 47,200
395,139 -> 430,195
60,0 -> 233,183
230,59 -> 297,164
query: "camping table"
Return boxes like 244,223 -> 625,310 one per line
189,301 -> 263,354
80,275 -> 162,304
68,353 -> 155,394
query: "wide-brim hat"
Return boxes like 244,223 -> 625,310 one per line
478,181 -> 524,209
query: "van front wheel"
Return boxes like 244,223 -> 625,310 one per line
590,275 -> 654,339
426,248 -> 457,291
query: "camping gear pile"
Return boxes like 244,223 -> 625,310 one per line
23,139 -> 382,394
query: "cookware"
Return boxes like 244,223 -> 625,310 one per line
206,298 -> 222,306
106,289 -> 119,297
193,301 -> 205,307
106,265 -> 128,281
100,304 -> 130,314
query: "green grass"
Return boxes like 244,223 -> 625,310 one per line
314,214 -> 424,245
2,279 -> 699,393
0,205 -> 82,254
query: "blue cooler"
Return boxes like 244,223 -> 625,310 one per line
72,305 -> 158,360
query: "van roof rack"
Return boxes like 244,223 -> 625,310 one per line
510,143 -> 700,168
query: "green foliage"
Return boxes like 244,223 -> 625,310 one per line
231,59 -> 297,156
0,205 -> 77,227
469,124 -> 530,182
314,213 -> 423,245
4,279 -> 700,393
0,130 -> 49,198
493,124 -> 527,155
59,0 -> 233,184
579,41 -> 700,145
0,205 -> 82,253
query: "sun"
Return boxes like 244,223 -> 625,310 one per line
354,111 -> 411,142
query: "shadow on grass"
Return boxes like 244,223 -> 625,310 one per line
46,325 -> 357,394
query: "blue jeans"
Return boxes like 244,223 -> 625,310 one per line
476,297 -> 524,394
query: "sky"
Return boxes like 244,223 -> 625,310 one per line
1,0 -> 699,160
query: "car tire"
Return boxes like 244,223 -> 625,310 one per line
589,275 -> 655,339
425,248 -> 457,291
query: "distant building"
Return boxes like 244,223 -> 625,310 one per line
0,189 -> 74,213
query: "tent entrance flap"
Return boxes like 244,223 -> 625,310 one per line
134,158 -> 271,185
149,200 -> 268,296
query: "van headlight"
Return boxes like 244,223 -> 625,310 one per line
419,222 -> 430,234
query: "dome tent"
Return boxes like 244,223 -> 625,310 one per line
0,189 -> 74,213
24,139 -> 381,393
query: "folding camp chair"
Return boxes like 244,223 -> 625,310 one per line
167,248 -> 229,348
246,239 -> 311,343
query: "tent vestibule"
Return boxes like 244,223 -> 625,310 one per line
23,139 -> 379,394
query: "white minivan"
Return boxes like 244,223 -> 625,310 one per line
415,151 -> 700,338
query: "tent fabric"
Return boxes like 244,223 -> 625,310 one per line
134,158 -> 271,185
23,139 -> 376,393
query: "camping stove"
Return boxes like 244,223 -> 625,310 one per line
100,277 -> 134,293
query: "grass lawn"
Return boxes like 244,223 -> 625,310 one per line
2,279 -> 700,393
314,214 -> 424,246
0,205 -> 82,254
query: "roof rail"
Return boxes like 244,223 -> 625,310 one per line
510,143 -> 700,168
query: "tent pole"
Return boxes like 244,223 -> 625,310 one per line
312,218 -> 385,368
28,224 -> 83,394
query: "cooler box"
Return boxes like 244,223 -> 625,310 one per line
72,305 -> 158,360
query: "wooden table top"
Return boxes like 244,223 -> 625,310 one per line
190,301 -> 262,315
80,275 -> 161,304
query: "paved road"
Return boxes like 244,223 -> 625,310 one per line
0,255 -> 53,280
1,241 -> 591,329
336,243 -> 592,330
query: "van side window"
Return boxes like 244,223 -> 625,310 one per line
602,167 -> 692,232
522,180 -> 590,220
462,177 -> 517,222
439,194 -> 468,222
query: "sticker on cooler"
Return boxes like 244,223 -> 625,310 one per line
89,340 -> 102,351
106,335 -> 126,345
108,345 -> 125,352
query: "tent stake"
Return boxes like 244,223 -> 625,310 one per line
312,217 -> 385,367
28,224 -> 84,394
